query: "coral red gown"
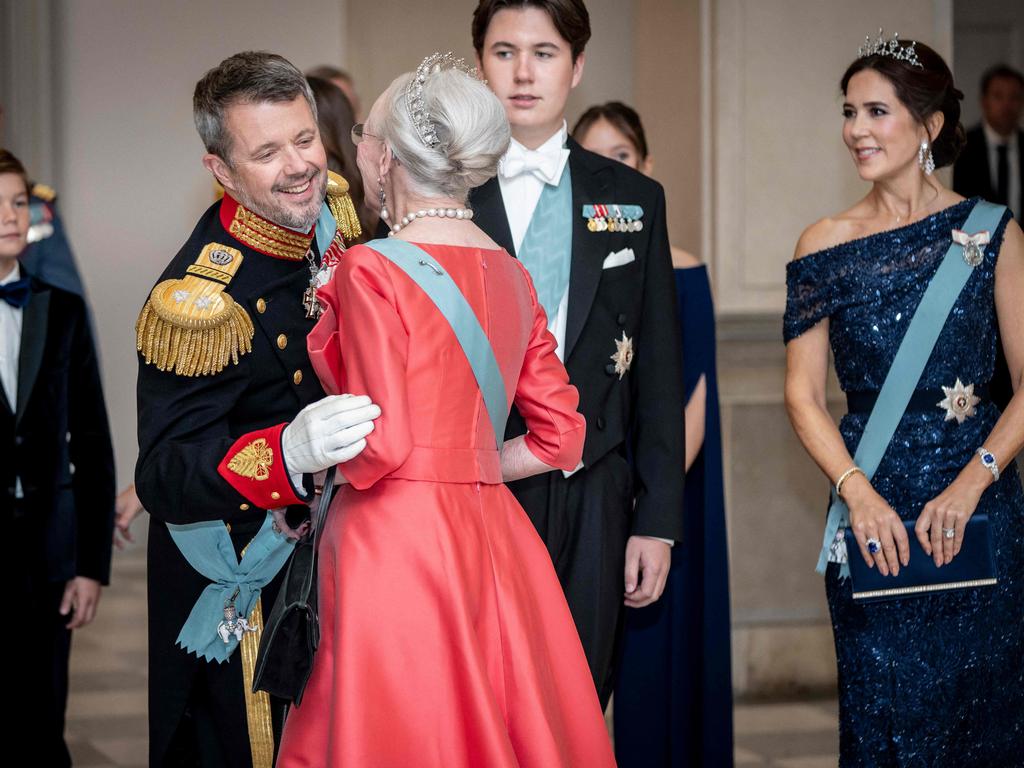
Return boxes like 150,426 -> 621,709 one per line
276,242 -> 616,768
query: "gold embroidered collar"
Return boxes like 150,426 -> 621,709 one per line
219,194 -> 314,261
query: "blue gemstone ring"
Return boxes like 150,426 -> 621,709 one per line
867,537 -> 882,555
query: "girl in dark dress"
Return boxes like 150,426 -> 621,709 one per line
574,102 -> 734,768
785,38 -> 1024,766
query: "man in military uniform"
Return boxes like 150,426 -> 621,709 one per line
135,51 -> 378,768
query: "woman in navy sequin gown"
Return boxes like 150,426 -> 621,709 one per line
785,41 -> 1024,765
574,103 -> 734,768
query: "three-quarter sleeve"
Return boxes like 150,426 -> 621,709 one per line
308,245 -> 414,489
511,263 -> 586,471
784,254 -> 839,343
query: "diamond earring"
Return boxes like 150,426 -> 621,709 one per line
378,177 -> 389,221
918,141 -> 935,176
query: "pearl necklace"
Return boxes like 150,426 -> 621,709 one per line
389,207 -> 474,235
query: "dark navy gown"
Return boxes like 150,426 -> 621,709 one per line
784,199 -> 1024,766
614,265 -> 734,768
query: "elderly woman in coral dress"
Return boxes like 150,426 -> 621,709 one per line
275,54 -> 616,768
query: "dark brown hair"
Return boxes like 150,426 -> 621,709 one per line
307,65 -> 354,87
472,0 -> 591,62
0,148 -> 29,195
841,41 -> 966,169
306,76 -> 372,242
981,63 -> 1024,96
571,101 -> 649,159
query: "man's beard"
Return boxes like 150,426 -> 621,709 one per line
236,168 -> 327,232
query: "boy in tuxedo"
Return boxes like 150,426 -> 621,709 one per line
1,148 -> 116,766
470,0 -> 685,706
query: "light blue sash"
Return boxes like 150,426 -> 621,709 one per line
167,513 -> 296,662
517,164 -> 573,320
818,200 -> 1006,577
314,201 -> 337,256
366,238 -> 509,449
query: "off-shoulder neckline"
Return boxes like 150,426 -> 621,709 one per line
793,197 -> 980,265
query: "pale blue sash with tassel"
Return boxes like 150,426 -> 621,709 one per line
168,514 -> 295,662
516,164 -> 573,320
165,202 -> 338,662
818,200 -> 1006,578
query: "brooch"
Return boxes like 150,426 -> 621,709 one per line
937,378 -> 980,424
610,332 -> 634,379
583,204 -> 644,233
951,229 -> 990,268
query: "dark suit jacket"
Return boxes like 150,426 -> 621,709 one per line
954,125 -> 1024,217
2,274 -> 115,584
470,139 -> 685,541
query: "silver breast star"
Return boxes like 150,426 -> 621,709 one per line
610,332 -> 634,380
937,378 -> 980,424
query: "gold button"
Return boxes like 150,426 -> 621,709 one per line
277,334 -> 288,350
270,491 -> 281,501
239,503 -> 250,511
256,298 -> 267,314
293,370 -> 303,385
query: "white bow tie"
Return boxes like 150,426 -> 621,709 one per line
500,144 -> 568,185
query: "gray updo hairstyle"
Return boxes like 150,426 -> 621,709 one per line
375,67 -> 511,202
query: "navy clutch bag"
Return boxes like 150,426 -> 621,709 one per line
845,515 -> 998,602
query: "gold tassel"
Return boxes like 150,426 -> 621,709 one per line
136,279 -> 254,377
328,191 -> 362,242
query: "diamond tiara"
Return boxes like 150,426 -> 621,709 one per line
406,52 -> 480,150
857,29 -> 923,69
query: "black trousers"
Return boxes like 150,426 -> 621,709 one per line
509,451 -> 632,708
11,515 -> 73,768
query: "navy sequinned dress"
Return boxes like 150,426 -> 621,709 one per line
784,199 -> 1024,767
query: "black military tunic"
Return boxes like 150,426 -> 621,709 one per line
136,182 -> 356,768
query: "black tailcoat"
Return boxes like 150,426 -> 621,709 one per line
5,275 -> 115,766
136,200 -> 326,767
470,139 -> 686,705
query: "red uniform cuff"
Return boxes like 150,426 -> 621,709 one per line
217,423 -> 306,509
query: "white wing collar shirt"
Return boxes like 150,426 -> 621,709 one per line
497,121 -> 572,354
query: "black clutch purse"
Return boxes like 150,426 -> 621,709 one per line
846,514 -> 998,603
252,470 -> 335,704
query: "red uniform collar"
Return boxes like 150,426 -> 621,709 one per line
219,194 -> 315,261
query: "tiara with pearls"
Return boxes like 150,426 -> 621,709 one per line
857,29 -> 923,68
406,52 -> 480,150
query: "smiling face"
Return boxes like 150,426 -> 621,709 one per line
0,172 -> 29,266
477,6 -> 584,149
842,69 -> 938,183
205,95 -> 328,231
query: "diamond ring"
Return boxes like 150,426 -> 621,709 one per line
943,527 -> 955,539
866,537 -> 882,554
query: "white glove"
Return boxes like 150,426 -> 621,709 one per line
281,394 -> 381,476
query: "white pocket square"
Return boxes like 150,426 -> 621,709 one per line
602,248 -> 635,269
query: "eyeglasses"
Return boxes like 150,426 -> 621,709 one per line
351,123 -> 382,146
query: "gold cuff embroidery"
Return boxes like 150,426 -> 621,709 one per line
227,438 -> 273,481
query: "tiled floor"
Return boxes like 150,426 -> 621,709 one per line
68,536 -> 840,767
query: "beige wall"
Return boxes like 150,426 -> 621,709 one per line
711,0 -> 952,314
345,0 -> 634,126
53,0 -> 346,486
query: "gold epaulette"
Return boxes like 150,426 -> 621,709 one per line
326,170 -> 362,242
136,243 -> 254,376
32,182 -> 56,202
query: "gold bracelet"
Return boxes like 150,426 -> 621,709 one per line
835,466 -> 865,499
